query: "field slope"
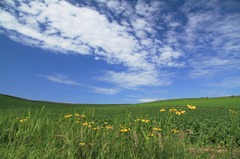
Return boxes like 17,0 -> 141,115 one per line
1,94 -> 240,110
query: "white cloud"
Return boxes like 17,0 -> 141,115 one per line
137,98 -> 157,103
168,22 -> 181,28
38,74 -> 82,86
0,0 -> 180,88
135,0 -> 162,18
92,87 -> 120,95
101,70 -> 171,89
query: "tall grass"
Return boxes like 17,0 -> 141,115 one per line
0,105 -> 239,158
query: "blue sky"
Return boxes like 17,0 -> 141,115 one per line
0,0 -> 240,104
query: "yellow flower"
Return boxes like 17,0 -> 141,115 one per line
93,126 -> 100,130
19,118 -> 28,123
191,106 -> 196,109
82,122 -> 88,126
148,133 -> 154,137
152,127 -> 162,131
172,129 -> 179,134
169,108 -> 177,112
64,114 -> 72,118
105,125 -> 113,130
79,142 -> 85,146
120,127 -> 130,133
81,114 -> 86,118
160,108 -> 166,112
75,113 -> 80,117
175,110 -> 185,115
134,119 -> 141,122
141,119 -> 150,123
104,122 -> 108,125
187,104 -> 196,109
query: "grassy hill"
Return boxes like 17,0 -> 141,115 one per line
0,94 -> 129,111
137,96 -> 240,109
0,94 -> 239,112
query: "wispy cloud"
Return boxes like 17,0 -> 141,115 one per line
208,76 -> 240,89
38,74 -> 82,86
188,57 -> 240,78
137,98 -> 158,103
180,0 -> 240,78
92,87 -> 120,95
101,70 -> 171,89
39,73 -> 121,95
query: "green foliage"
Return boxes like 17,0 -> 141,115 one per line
0,94 -> 240,158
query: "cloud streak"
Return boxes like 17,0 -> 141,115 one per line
92,87 -> 120,95
208,76 -> 240,89
38,74 -> 82,86
137,98 -> 158,103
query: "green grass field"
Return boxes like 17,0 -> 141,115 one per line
0,94 -> 240,158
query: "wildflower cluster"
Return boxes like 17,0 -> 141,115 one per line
63,113 -> 116,132
61,104 -> 199,145
135,118 -> 150,123
169,107 -> 186,115
159,104 -> 197,116
64,113 -> 85,119
62,105 -> 197,135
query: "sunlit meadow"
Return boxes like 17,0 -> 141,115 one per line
0,95 -> 240,158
